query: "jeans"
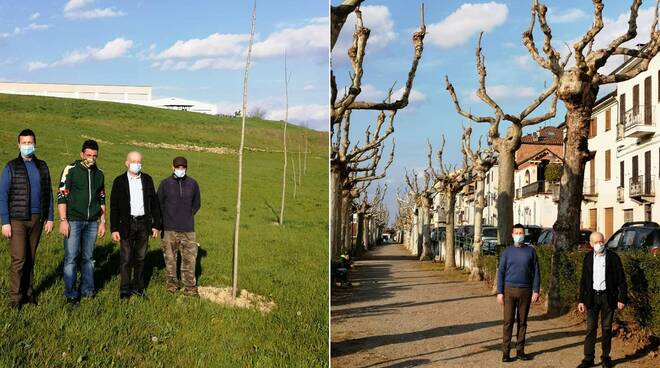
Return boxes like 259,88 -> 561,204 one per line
63,220 -> 98,299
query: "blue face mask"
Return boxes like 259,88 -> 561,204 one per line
129,163 -> 142,174
513,235 -> 525,244
174,168 -> 186,178
20,144 -> 35,157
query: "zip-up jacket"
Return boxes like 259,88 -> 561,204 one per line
157,174 -> 200,232
57,160 -> 105,221
0,154 -> 54,223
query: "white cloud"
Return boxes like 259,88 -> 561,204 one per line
548,8 -> 586,24
64,0 -> 125,19
153,17 -> 327,71
157,33 -> 250,59
468,85 -> 537,102
26,61 -> 49,71
29,12 -> 40,20
334,5 -> 397,55
266,104 -> 328,130
303,84 -> 316,91
64,0 -> 93,12
27,37 -> 133,70
252,21 -> 327,60
427,2 -> 508,48
1,23 -> 50,39
513,54 -> 531,69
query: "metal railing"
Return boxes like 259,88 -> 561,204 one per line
629,175 -> 654,197
618,105 -> 655,139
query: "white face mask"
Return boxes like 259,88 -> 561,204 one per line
593,242 -> 605,253
129,163 -> 142,174
174,168 -> 186,178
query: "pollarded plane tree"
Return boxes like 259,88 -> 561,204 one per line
445,31 -> 564,247
370,185 -> 390,244
330,3 -> 426,258
395,188 -> 416,253
461,126 -> 498,281
404,169 -> 434,260
358,184 -> 388,250
522,0 -> 660,315
427,128 -> 475,271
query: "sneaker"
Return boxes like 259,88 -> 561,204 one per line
502,353 -> 515,363
66,297 -> 80,308
132,289 -> 147,298
166,283 -> 178,293
601,357 -> 613,368
517,350 -> 532,361
119,293 -> 132,300
183,289 -> 199,297
23,295 -> 38,305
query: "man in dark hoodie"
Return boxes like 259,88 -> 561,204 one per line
157,156 -> 201,296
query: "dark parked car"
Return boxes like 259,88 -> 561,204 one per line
536,228 -> 592,250
522,225 -> 544,246
481,226 -> 498,255
606,222 -> 660,256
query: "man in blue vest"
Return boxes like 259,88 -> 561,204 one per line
0,129 -> 54,309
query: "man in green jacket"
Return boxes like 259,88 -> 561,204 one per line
57,140 -> 106,307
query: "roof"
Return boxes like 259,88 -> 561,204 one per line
520,126 -> 563,145
517,148 -> 563,167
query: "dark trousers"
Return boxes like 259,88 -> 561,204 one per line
503,287 -> 532,353
584,292 -> 615,361
119,218 -> 149,294
8,214 -> 44,304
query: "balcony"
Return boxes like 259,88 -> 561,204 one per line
518,180 -> 556,199
617,105 -> 656,140
617,186 -> 625,203
629,175 -> 655,203
583,182 -> 598,202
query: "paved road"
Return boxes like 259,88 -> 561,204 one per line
331,243 -> 654,368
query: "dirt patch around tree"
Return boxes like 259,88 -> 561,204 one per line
198,286 -> 276,314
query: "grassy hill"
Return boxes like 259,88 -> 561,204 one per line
0,94 -> 328,367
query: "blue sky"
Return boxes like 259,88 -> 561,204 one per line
331,0 -> 659,221
0,0 -> 328,130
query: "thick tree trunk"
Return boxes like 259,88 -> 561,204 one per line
355,211 -> 365,252
444,194 -> 457,270
548,95 -> 596,316
497,148 -> 516,246
330,166 -> 343,258
341,192 -> 354,255
363,214 -> 370,250
470,176 -> 486,281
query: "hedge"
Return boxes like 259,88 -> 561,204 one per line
481,246 -> 660,336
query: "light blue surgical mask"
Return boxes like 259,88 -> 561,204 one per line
20,144 -> 35,157
129,163 -> 142,174
174,168 -> 186,178
513,235 -> 525,244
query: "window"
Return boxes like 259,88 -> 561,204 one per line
605,150 -> 611,180
589,118 -> 597,138
605,108 -> 611,131
633,84 -> 640,115
620,93 -> 626,125
620,161 -> 625,187
624,209 -> 634,223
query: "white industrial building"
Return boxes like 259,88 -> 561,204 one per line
0,81 -> 217,115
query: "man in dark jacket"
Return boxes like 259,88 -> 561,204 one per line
157,156 -> 201,296
110,151 -> 161,300
0,129 -> 54,308
577,232 -> 628,368
57,140 -> 106,306
497,223 -> 540,362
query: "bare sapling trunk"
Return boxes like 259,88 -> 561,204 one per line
232,0 -> 256,299
278,50 -> 290,225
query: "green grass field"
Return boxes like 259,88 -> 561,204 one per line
0,94 -> 329,367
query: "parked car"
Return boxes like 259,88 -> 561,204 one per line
605,221 -> 660,256
481,226 -> 498,255
536,228 -> 592,250
522,225 -> 544,246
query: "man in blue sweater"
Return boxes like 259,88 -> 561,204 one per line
0,129 -> 54,309
497,223 -> 541,362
